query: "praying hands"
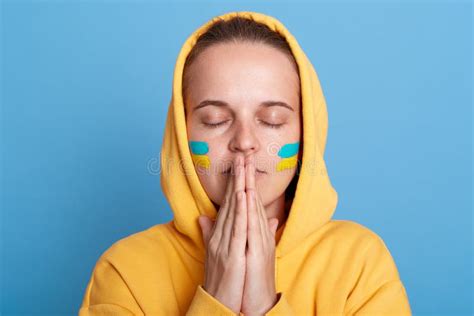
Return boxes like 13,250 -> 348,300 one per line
198,154 -> 280,316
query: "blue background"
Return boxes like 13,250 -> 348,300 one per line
1,1 -> 472,315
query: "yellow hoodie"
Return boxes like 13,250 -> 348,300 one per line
79,11 -> 412,316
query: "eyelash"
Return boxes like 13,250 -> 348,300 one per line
203,120 -> 284,129
260,121 -> 284,129
203,121 -> 230,128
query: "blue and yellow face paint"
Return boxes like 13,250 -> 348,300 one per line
276,141 -> 300,172
189,141 -> 211,169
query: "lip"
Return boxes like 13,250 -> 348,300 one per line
222,168 -> 267,175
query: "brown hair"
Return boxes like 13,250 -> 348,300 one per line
183,15 -> 300,101
182,15 -> 302,204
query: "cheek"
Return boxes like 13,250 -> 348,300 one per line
188,139 -> 227,205
205,140 -> 230,173
262,139 -> 300,173
276,141 -> 300,172
189,139 -> 230,174
189,140 -> 211,170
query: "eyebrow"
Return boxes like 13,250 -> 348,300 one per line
193,99 -> 295,112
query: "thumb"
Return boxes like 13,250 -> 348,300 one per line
268,218 -> 279,237
198,215 -> 214,245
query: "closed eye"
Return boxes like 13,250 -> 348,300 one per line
203,120 -> 284,129
203,120 -> 230,128
260,121 -> 284,129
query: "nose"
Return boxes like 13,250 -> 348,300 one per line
229,121 -> 260,156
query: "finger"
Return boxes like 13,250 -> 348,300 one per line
221,158 -> 235,206
253,189 -> 270,243
198,215 -> 214,245
229,191 -> 247,256
234,154 -> 245,193
268,218 -> 279,237
212,159 -> 235,242
221,183 -> 238,253
245,155 -> 267,245
247,189 -> 263,253
222,155 -> 244,252
245,156 -> 268,243
245,154 -> 256,191
252,188 -> 273,244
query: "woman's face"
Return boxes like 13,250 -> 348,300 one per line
184,41 -> 301,208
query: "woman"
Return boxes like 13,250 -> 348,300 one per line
79,11 -> 412,315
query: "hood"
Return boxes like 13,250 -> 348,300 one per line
160,11 -> 338,262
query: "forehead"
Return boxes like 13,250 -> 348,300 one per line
185,42 -> 300,110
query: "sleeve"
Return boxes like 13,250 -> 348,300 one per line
78,258 -> 145,316
186,286 -> 295,316
186,284 -> 239,315
264,292 -> 295,315
343,234 -> 412,315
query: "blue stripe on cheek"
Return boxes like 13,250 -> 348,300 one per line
278,142 -> 300,158
189,141 -> 209,155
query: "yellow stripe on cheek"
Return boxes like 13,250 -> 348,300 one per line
191,154 -> 210,169
276,155 -> 298,172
